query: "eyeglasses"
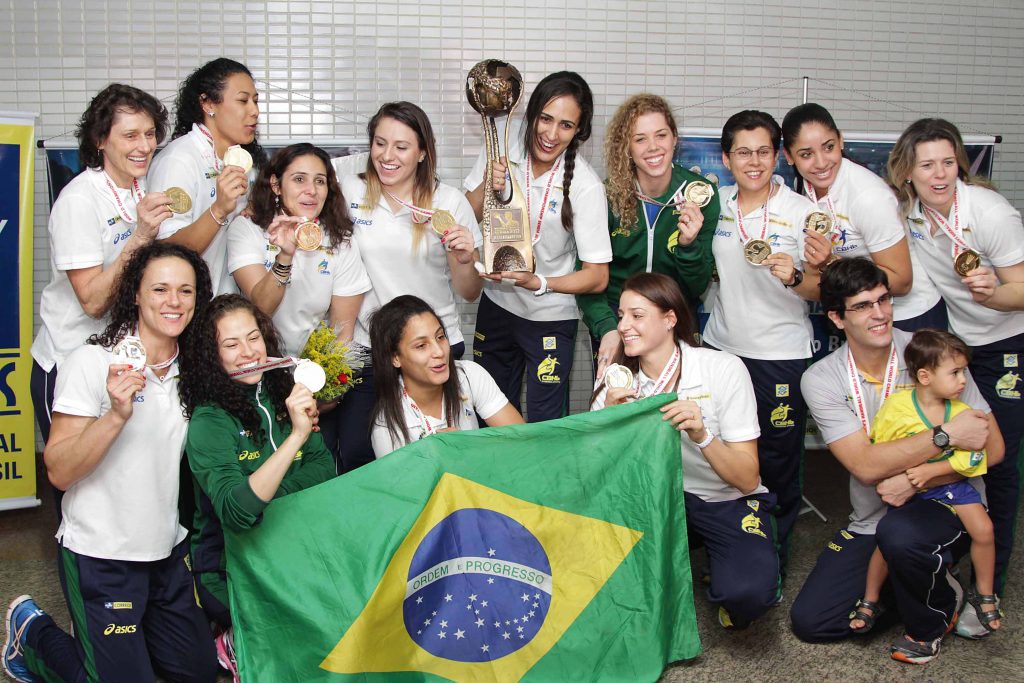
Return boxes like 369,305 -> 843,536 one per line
844,293 -> 893,314
728,147 -> 775,161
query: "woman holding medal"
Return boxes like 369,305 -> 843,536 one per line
889,117 -> 1024,596
703,110 -> 819,573
149,57 -> 263,295
369,295 -> 523,456
178,294 -> 334,678
578,93 -> 718,380
780,104 -> 933,329
334,101 -> 482,470
4,243 -> 218,683
31,84 -> 172,445
591,272 -> 779,629
465,71 -> 612,422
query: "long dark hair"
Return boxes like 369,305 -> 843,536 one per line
172,57 -> 265,168
77,84 -> 168,170
591,272 -> 697,402
88,242 -> 212,351
369,295 -> 460,445
248,143 -> 354,246
781,103 -> 844,195
178,294 -> 293,440
523,71 -> 594,232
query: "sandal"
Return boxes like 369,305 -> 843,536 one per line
849,598 -> 885,633
967,590 -> 1001,632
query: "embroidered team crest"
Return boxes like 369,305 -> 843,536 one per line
746,500 -> 760,512
770,403 -> 795,428
996,372 -> 1021,399
1005,354 -> 1018,368
542,337 -> 556,351
775,384 -> 789,398
741,513 -> 766,538
537,356 -> 560,384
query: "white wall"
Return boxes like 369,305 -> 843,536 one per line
3,0 -> 1021,413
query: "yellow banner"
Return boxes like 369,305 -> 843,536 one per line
0,114 -> 38,510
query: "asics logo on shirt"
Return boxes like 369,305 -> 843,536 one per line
112,228 -> 133,244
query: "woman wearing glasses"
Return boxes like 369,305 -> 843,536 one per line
702,110 -> 819,575
889,118 -> 1024,599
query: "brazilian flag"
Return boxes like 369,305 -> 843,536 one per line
225,395 -> 700,681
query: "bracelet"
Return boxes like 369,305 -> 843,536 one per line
209,206 -> 229,226
695,431 -> 715,449
533,273 -> 550,297
271,270 -> 291,287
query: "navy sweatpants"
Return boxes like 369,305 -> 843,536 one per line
968,332 -> 1024,594
23,539 -> 217,683
790,498 -> 969,642
685,492 -> 781,625
473,292 -> 576,422
892,298 -> 949,334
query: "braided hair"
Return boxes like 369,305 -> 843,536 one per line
522,71 -> 594,232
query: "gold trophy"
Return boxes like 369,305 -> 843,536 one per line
465,60 -> 532,273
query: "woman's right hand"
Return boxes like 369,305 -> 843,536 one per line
285,383 -> 318,439
605,386 -> 637,407
266,214 -> 304,259
490,156 -> 508,195
213,165 -> 249,219
135,193 -> 173,243
107,364 -> 145,421
803,228 -> 833,270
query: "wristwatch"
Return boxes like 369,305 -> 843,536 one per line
932,424 -> 951,450
784,269 -> 804,288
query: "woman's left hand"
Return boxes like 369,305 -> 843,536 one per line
963,265 -> 998,303
441,223 -> 475,264
675,200 -> 704,247
763,252 -> 798,286
802,228 -> 833,270
660,399 -> 708,442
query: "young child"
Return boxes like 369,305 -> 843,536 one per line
850,329 -> 1000,634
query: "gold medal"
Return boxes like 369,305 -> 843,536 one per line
684,181 -> 713,208
744,239 -> 772,264
294,221 -> 323,251
430,209 -> 456,235
604,364 -> 634,390
805,211 -> 833,236
166,187 -> 192,214
954,249 -> 982,276
223,145 -> 253,173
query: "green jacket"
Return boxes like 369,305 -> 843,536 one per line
186,381 -> 335,608
578,164 -> 719,340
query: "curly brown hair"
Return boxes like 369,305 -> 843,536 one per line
76,83 -> 169,170
247,143 -> 353,247
604,94 -> 678,233
178,294 -> 294,439
88,242 -> 212,351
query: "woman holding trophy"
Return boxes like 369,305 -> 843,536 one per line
333,101 -> 483,469
465,67 -> 612,422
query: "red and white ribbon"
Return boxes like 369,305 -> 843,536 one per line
636,344 -> 682,398
922,190 -> 971,262
846,343 -> 899,433
525,154 -> 562,244
102,172 -> 145,224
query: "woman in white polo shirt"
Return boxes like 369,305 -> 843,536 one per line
4,243 -> 217,683
31,84 -> 172,444
465,71 -> 612,423
369,295 -> 523,457
149,57 -> 263,295
889,117 -> 1024,595
703,110 -> 819,572
780,103 -> 935,330
591,272 -> 778,629
334,101 -> 483,470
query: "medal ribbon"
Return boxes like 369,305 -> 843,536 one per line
634,181 -> 685,208
102,173 -> 145,224
525,154 -> 562,244
126,325 -> 179,371
734,185 -> 772,247
846,343 -> 899,433
196,123 -> 224,173
227,356 -> 297,379
922,190 -> 970,263
403,386 -> 446,438
804,183 -> 838,240
384,190 -> 440,225
636,344 -> 682,398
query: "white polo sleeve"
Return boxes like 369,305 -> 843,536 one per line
52,346 -> 109,418
49,190 -> 106,271
460,361 -> 509,421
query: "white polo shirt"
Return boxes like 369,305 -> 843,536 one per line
32,169 -> 143,372
591,342 -> 764,502
226,216 -> 372,356
343,176 -> 482,348
802,328 -> 990,534
148,124 -> 250,295
703,180 -> 815,360
906,180 -> 1024,346
52,344 -> 188,561
463,118 -> 612,322
371,361 -> 508,457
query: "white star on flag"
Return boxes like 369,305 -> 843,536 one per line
455,629 -> 465,640
440,620 -> 448,628
481,600 -> 489,607
475,618 -> 485,627
521,593 -> 529,601
487,548 -> 496,556
438,631 -> 446,639
444,594 -> 453,602
481,644 -> 490,653
502,631 -> 511,639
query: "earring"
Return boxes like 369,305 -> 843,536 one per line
206,111 -> 215,118
274,194 -> 280,209
905,179 -> 912,185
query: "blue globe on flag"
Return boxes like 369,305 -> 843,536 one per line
403,508 -> 552,662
